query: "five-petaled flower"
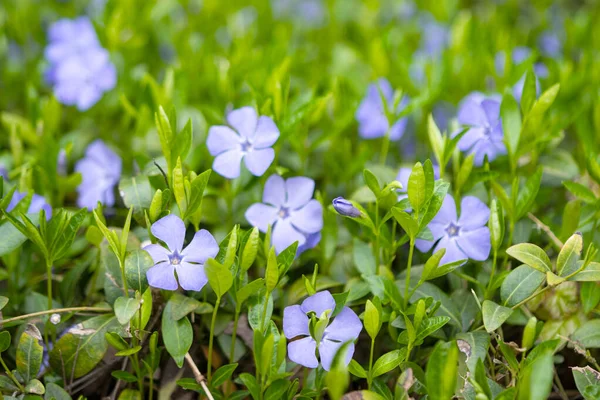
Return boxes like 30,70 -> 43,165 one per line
245,174 -> 323,255
75,140 -> 122,211
8,191 -> 52,220
283,291 -> 362,371
207,106 -> 280,179
356,78 -> 409,141
144,215 -> 219,291
453,93 -> 506,166
416,195 -> 491,265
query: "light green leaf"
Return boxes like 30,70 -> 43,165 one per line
114,296 -> 141,325
482,300 -> 513,332
501,90 -> 522,162
425,341 -> 459,400
162,301 -> 193,367
205,258 -> 233,298
557,233 -> 583,276
364,299 -> 381,340
16,324 -> 44,383
168,293 -> 202,321
501,265 -> 545,307
506,243 -> 551,273
125,249 -> 154,292
408,162 -> 426,214
371,349 -> 403,378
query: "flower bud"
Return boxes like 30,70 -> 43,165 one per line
332,197 -> 362,218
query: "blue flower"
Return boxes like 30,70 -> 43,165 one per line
416,195 -> 491,265
332,197 -> 361,218
539,31 -> 562,58
75,140 -> 122,210
207,107 -> 280,179
44,17 -> 116,111
7,191 -> 52,220
245,174 -> 323,254
453,92 -> 506,166
356,78 -> 409,141
283,291 -> 362,371
144,215 -> 219,291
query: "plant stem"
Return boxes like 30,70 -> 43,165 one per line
511,286 -> 550,310
501,219 -> 515,270
0,355 -> 25,391
207,296 -> 221,380
367,337 -> 375,389
1,306 -> 112,325
184,353 -> 215,400
484,250 -> 498,299
119,259 -> 129,298
380,134 -> 391,165
46,259 -> 53,311
229,307 -> 241,362
403,238 -> 415,309
374,200 -> 380,266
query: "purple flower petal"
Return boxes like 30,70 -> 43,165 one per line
144,244 -> 171,264
283,305 -> 310,339
415,238 -> 435,253
175,262 -> 208,291
272,218 -> 306,254
324,307 -> 362,342
263,175 -> 286,207
434,236 -> 467,265
227,107 -> 257,139
319,340 -> 354,371
481,99 -> 500,125
301,290 -> 336,316
297,232 -> 321,255
213,149 -> 244,179
432,195 -> 457,226
427,221 -> 447,242
245,203 -> 279,232
389,118 -> 408,141
244,148 -> 275,176
456,227 -> 491,261
458,196 -> 490,230
458,97 -> 488,126
285,177 -> 315,209
7,192 -> 27,212
147,263 -> 178,290
253,116 -> 280,149
151,215 -> 186,253
207,126 -> 241,156
288,337 -> 318,368
289,199 -> 323,234
457,127 -> 486,152
181,229 -> 219,264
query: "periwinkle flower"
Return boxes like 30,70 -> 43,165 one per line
7,191 -> 52,220
75,140 -> 122,210
332,197 -> 361,218
356,78 -> 409,141
283,291 -> 362,371
45,17 -> 116,110
539,31 -> 562,58
207,107 -> 280,179
416,195 -> 491,265
454,93 -> 506,166
144,215 -> 219,291
245,174 -> 323,254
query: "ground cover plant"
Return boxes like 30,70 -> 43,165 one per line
2,0 -> 600,399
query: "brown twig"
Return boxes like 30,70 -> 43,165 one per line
528,212 -> 564,249
184,353 -> 215,400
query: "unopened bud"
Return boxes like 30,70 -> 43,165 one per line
332,197 -> 362,218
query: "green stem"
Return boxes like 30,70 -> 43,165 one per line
374,201 -> 380,266
511,286 -> 550,310
501,220 -> 515,269
380,134 -> 391,165
207,296 -> 221,380
484,250 -> 498,299
46,259 -> 53,312
403,239 -> 415,309
1,306 -> 112,325
0,355 -> 25,392
230,307 -> 241,362
367,338 -> 375,389
119,259 -> 129,298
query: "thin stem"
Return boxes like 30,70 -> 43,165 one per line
119,259 -> 129,298
501,220 -> 515,270
380,134 -> 391,165
403,238 -> 415,309
46,259 -> 53,312
207,296 -> 221,380
511,286 -> 550,310
528,213 -> 563,249
374,200 -> 380,266
367,338 -> 375,389
229,307 -> 241,362
0,355 -> 25,392
1,306 -> 112,325
484,250 -> 498,299
184,353 -> 215,400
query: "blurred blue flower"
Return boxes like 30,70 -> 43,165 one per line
272,0 -> 326,28
7,191 -> 52,220
539,31 -> 562,58
453,93 -> 506,166
416,195 -> 491,265
44,17 -> 116,111
245,174 -> 323,254
356,78 -> 409,141
419,16 -> 450,57
144,215 -> 219,291
75,140 -> 122,210
207,107 -> 280,179
332,197 -> 361,218
283,290 -> 362,371
432,102 -> 456,133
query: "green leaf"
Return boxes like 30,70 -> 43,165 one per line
408,162 -> 426,214
183,169 -> 211,220
25,378 -> 45,395
114,296 -> 141,325
364,299 -> 381,340
489,199 -> 505,251
211,363 -> 238,387
353,238 -> 376,276
418,180 -> 450,230
223,226 -> 238,269
265,248 -> 279,293
525,83 -> 560,123
571,262 -> 600,281
421,248 -> 445,283
0,331 -> 10,352
456,332 -> 491,373
239,373 -> 261,400
482,300 -> 513,332
561,200 -> 580,242
414,316 -> 450,343
506,243 -> 551,273
371,349 -> 403,378
391,208 -> 418,239
501,90 -> 522,162
112,370 -> 139,383
118,389 -> 142,400
169,293 -> 202,321
428,114 -> 444,166
172,158 -> 187,215
16,324 -> 44,383
425,341 -> 459,400
119,176 -> 152,213
572,320 -> 600,348
240,227 -> 259,271
516,168 -> 542,219
426,259 -> 466,281
557,233 -> 583,276
363,169 -> 381,198
44,382 -> 72,400
349,359 -> 368,378
501,265 -> 545,307
171,118 -> 193,164
155,106 -> 174,170
105,332 -> 128,351
116,346 -> 142,356
125,249 -> 153,292
581,282 -> 600,313
205,258 -> 233,298
572,366 -> 600,400
237,278 -> 265,305
49,315 -> 119,379
162,301 -> 193,367
521,69 -> 537,114
0,219 -> 29,256
563,181 -> 596,204
517,347 -> 554,400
